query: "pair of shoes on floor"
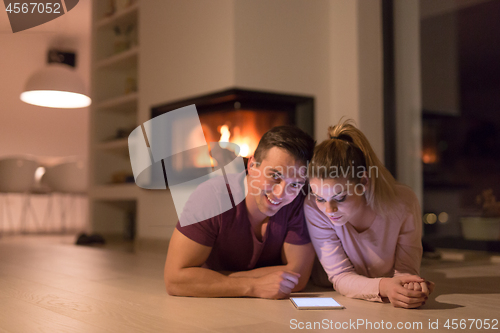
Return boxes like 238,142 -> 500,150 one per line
76,233 -> 106,246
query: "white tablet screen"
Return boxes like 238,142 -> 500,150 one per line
291,297 -> 343,309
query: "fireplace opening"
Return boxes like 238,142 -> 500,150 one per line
151,88 -> 314,178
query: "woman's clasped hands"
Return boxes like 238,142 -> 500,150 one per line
379,275 -> 435,309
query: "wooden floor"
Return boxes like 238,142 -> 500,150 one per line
0,235 -> 499,333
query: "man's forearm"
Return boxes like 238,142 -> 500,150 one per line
166,267 -> 255,297
228,265 -> 287,278
228,264 -> 308,291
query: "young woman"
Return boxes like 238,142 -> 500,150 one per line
304,119 -> 434,308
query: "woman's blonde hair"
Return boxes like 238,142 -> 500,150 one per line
308,118 -> 398,215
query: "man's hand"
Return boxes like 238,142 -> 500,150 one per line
250,271 -> 301,299
379,275 -> 428,308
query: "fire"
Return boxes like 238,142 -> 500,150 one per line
219,125 -> 230,149
239,143 -> 250,157
180,110 -> 279,169
218,124 -> 253,157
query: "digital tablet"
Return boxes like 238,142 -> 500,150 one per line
290,297 -> 345,310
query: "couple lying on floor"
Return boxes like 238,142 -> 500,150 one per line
164,119 -> 434,309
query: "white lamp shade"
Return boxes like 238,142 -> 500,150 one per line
20,63 -> 91,108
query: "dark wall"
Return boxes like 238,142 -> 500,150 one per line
422,0 -> 500,213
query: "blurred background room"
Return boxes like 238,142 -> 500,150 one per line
0,0 -> 499,254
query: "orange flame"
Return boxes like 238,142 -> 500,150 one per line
218,124 -> 254,157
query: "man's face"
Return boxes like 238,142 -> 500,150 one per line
246,147 -> 307,217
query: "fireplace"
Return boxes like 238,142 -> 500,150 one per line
150,88 -> 314,177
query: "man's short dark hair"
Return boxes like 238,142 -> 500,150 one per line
253,126 -> 315,165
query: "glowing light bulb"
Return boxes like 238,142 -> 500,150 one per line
21,90 -> 91,108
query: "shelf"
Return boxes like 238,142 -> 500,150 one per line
96,47 -> 139,70
90,184 -> 139,200
95,3 -> 139,30
97,138 -> 128,149
91,0 -> 141,237
96,138 -> 130,156
96,92 -> 138,112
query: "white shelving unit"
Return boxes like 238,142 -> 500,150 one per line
95,92 -> 138,112
95,46 -> 139,70
95,3 -> 139,30
89,0 -> 140,237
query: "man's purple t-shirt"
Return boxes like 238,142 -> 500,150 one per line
175,173 -> 310,272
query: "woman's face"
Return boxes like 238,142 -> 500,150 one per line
309,177 -> 368,226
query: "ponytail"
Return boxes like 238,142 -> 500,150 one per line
308,118 -> 398,215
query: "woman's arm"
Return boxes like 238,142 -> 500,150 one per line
304,199 -> 384,302
393,188 -> 423,276
390,187 -> 434,305
392,187 -> 436,290
305,196 -> 429,307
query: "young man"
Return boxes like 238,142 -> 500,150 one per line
164,126 -> 316,299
